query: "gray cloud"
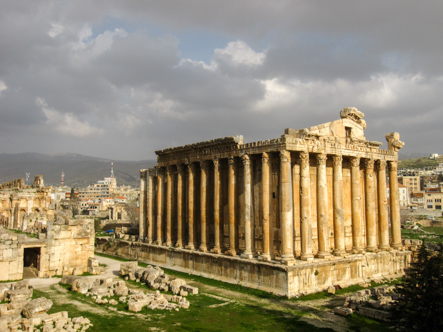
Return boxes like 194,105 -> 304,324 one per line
0,1 -> 442,160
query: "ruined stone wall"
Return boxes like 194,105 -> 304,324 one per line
40,218 -> 95,277
0,232 -> 24,281
0,179 -> 25,190
0,189 -> 54,230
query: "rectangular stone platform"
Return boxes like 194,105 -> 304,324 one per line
96,239 -> 411,297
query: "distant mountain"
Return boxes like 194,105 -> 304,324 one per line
0,153 -> 156,188
398,152 -> 430,160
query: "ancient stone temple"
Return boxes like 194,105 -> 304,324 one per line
99,108 -> 412,297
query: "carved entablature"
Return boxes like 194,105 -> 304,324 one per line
152,108 -> 400,167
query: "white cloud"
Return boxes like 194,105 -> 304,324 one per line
37,97 -> 104,138
214,41 -> 265,66
0,80 -> 7,94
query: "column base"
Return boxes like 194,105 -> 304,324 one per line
155,240 -> 162,246
333,249 -> 346,257
164,241 -> 172,247
225,249 -> 236,256
241,251 -> 253,259
259,254 -> 271,261
210,247 -> 221,254
316,251 -> 332,259
391,243 -> 403,250
366,246 -> 378,252
301,253 -> 314,261
147,238 -> 152,244
175,242 -> 182,248
352,247 -> 365,254
186,243 -> 195,250
378,245 -> 392,251
199,245 -> 208,252
281,254 -> 296,265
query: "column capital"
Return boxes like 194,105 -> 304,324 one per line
148,168 -> 156,176
213,159 -> 220,170
299,151 -> 309,168
316,153 -> 327,165
365,159 -> 375,170
155,167 -> 165,178
350,156 -> 361,168
166,165 -> 174,174
186,162 -> 196,173
262,152 -> 269,164
280,150 -> 291,163
177,163 -> 185,173
228,156 -> 235,166
332,155 -> 342,166
200,160 -> 209,170
388,160 -> 398,171
241,154 -> 251,166
140,169 -> 148,178
376,160 -> 387,171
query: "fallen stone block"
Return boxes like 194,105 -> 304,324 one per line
22,298 -> 53,318
334,307 -> 353,316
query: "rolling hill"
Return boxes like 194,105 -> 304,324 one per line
0,153 -> 156,188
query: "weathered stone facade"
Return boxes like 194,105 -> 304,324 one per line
0,188 -> 54,231
0,218 -> 95,281
100,108 -> 411,297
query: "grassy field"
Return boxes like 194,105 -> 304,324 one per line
24,252 -> 395,332
402,225 -> 443,245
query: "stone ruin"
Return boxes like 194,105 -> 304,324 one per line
0,217 -> 95,281
0,280 -> 92,331
60,267 -> 194,313
334,285 -> 398,322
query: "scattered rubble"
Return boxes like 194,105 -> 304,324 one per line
0,280 -> 92,331
61,267 -> 195,313
334,285 -> 397,321
119,261 -> 198,295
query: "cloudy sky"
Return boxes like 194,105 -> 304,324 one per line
0,1 -> 441,161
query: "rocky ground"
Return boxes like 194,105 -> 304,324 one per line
20,255 -> 388,332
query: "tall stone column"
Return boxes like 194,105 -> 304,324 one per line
241,154 -> 253,259
300,151 -> 314,261
139,169 -> 147,242
365,159 -> 377,251
186,162 -> 195,250
200,161 -> 208,252
165,166 -> 173,246
176,164 -> 184,247
227,156 -> 236,256
350,156 -> 364,253
389,161 -> 402,249
332,155 -> 345,256
280,150 -> 295,264
211,159 -> 221,254
316,153 -> 331,258
156,167 -> 164,245
377,160 -> 390,250
147,169 -> 155,244
260,153 -> 271,261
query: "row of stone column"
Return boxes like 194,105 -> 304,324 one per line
139,151 -> 402,263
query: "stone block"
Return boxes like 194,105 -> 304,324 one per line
22,298 -> 53,318
334,307 -> 353,316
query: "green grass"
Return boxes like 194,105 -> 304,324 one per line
32,284 -> 334,332
6,228 -> 38,238
345,313 -> 391,331
402,227 -> 443,245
